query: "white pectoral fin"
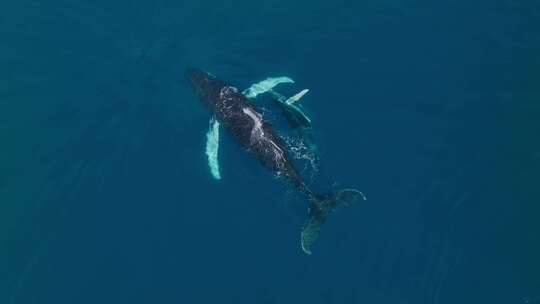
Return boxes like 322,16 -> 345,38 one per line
242,76 -> 294,98
206,116 -> 221,180
285,89 -> 309,105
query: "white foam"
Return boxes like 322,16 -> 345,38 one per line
205,117 -> 221,180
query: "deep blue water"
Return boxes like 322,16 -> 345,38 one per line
1,0 -> 539,303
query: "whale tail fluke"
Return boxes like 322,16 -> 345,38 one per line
301,189 -> 366,254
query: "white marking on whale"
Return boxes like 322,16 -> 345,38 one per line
242,107 -> 264,142
242,107 -> 286,168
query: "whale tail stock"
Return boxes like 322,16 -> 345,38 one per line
300,189 -> 366,254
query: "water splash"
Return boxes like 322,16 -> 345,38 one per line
284,135 -> 320,175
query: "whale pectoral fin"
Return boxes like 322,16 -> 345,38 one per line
285,89 -> 309,105
206,116 -> 221,180
270,90 -> 312,129
301,189 -> 366,254
242,76 -> 294,98
288,104 -> 312,128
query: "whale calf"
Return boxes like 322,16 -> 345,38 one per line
243,77 -> 312,129
187,68 -> 365,254
269,89 -> 312,129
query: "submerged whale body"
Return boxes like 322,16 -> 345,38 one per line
187,68 -> 365,254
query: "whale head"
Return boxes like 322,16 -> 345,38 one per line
186,68 -> 225,107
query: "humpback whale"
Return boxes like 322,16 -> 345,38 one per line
187,68 -> 365,254
204,76 -> 305,181
269,89 -> 312,129
243,77 -> 312,129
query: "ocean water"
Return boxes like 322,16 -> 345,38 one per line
1,0 -> 539,303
